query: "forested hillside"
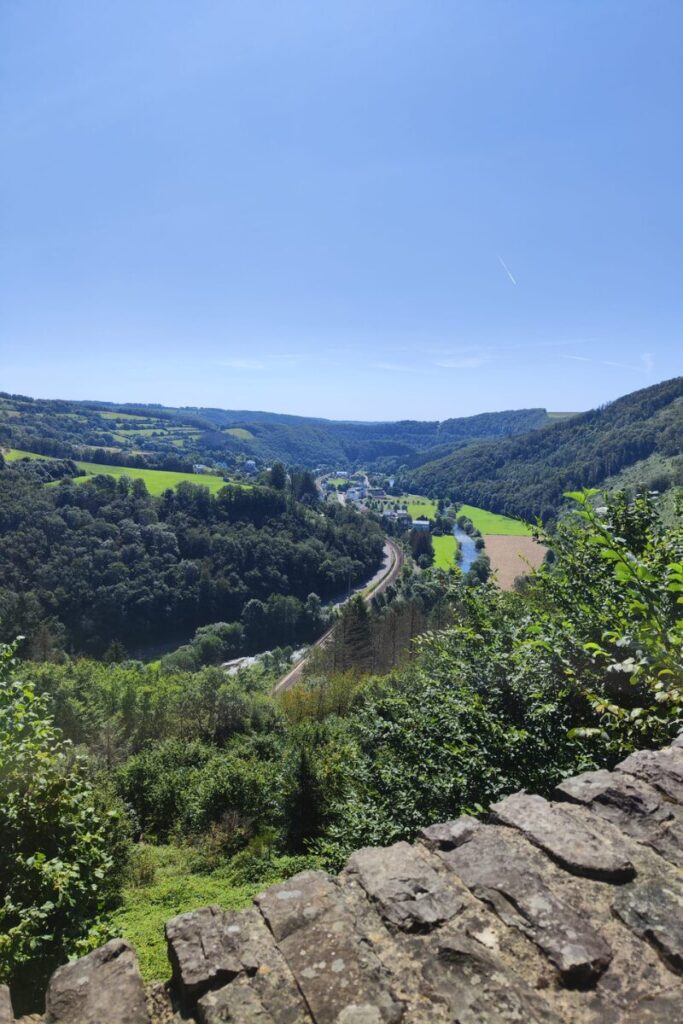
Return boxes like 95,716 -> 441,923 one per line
407,376 -> 683,521
0,459 -> 384,658
0,391 -> 548,471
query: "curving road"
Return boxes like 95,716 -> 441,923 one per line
273,537 -> 403,694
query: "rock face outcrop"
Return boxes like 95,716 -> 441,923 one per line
15,741 -> 683,1023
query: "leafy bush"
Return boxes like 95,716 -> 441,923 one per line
0,640 -> 130,989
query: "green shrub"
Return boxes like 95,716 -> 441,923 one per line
0,640 -> 131,991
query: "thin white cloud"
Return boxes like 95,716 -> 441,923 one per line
641,352 -> 654,373
498,255 -> 517,286
372,361 -> 421,372
218,358 -> 265,370
435,356 -> 487,370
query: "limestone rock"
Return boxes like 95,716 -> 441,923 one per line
489,791 -> 636,882
613,878 -> 683,974
617,747 -> 683,805
258,871 -> 403,1024
197,982 -> 275,1023
439,825 -> 612,985
421,934 -> 563,1023
0,987 -> 13,1024
165,906 -> 243,1003
45,939 -> 149,1024
418,816 -> 480,851
556,768 -> 683,866
345,842 -> 464,931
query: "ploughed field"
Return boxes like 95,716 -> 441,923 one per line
484,534 -> 547,589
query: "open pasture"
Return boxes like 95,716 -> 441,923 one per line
458,504 -> 532,536
73,461 -> 232,495
431,534 -> 457,570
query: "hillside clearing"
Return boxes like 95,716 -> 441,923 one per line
458,504 -> 532,535
73,461 -> 233,494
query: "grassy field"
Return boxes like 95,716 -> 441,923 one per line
384,494 -> 438,519
4,449 -> 235,495
74,461 -> 232,495
3,448 -> 49,460
458,504 -> 532,536
226,427 -> 255,440
110,846 -> 265,981
431,534 -> 457,569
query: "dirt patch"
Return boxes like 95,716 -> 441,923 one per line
483,535 -> 547,590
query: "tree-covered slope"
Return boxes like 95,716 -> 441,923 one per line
407,377 -> 683,521
0,390 -> 548,471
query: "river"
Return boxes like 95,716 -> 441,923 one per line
454,525 -> 478,572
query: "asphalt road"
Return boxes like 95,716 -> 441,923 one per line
273,537 -> 403,694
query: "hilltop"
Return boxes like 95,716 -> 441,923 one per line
407,376 -> 683,521
0,391 -> 548,472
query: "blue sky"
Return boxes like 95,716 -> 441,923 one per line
1,1 -> 681,420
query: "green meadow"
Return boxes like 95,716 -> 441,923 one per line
73,461 -> 232,495
431,534 -> 457,569
4,449 -> 235,496
458,503 -> 532,536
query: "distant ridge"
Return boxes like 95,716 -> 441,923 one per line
407,376 -> 683,521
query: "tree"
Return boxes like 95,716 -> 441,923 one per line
0,640 -> 130,995
269,462 -> 287,490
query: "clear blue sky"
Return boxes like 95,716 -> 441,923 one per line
1,1 -> 681,420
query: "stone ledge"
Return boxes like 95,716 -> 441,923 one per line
13,741 -> 683,1023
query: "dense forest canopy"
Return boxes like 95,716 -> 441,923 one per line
0,460 -> 384,658
407,377 -> 683,521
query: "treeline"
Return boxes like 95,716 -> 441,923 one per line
0,464 -> 384,657
407,376 -> 683,521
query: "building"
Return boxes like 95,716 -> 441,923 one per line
412,517 -> 431,531
244,460 -> 257,474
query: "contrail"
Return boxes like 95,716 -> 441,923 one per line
498,255 -> 517,286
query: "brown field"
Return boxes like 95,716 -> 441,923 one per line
483,535 -> 548,590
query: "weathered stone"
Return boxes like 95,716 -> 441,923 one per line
421,934 -> 563,1023
197,982 -> 275,1024
617,747 -> 683,805
45,939 -> 149,1024
0,987 -> 12,1024
255,871 -> 337,942
489,791 -> 636,882
345,842 -> 464,931
258,871 -> 403,1024
613,878 -> 683,974
226,908 -> 309,1024
418,816 -> 481,851
439,825 -> 612,985
621,990 -> 683,1022
556,769 -> 683,867
165,906 -> 243,1003
144,981 -> 180,1024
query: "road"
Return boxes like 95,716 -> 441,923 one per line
273,537 -> 404,694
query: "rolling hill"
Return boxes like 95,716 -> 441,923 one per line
0,392 -> 549,471
407,377 -> 683,521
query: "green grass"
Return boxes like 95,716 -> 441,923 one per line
327,477 -> 350,486
3,448 -> 50,460
384,494 -> 437,519
99,411 -> 150,421
458,504 -> 532,535
432,534 -> 457,569
110,846 -> 264,981
226,427 -> 255,440
73,462 -> 232,495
